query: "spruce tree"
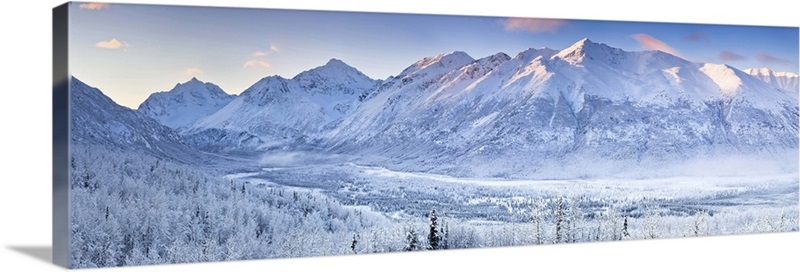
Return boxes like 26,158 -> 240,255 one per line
428,209 -> 441,250
404,229 -> 418,251
555,197 -> 565,243
531,203 -> 543,244
350,234 -> 358,254
442,220 -> 449,250
622,216 -> 631,238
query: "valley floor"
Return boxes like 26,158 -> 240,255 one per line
229,161 -> 799,232
69,145 -> 799,267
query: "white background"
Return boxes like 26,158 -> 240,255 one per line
1,0 -> 798,271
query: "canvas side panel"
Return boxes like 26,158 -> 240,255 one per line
52,2 -> 70,268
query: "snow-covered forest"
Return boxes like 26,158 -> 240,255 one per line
69,144 -> 798,268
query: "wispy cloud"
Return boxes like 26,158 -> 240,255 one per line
185,68 -> 204,77
502,18 -> 568,33
246,43 -> 278,69
685,32 -> 710,43
79,3 -> 110,10
252,43 -> 280,57
630,34 -> 682,57
95,38 -> 125,49
756,53 -> 790,64
244,59 -> 271,69
719,51 -> 746,61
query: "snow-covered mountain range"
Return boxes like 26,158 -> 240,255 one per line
322,39 -> 797,176
72,38 -> 799,177
174,59 -> 380,151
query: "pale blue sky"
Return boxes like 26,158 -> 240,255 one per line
68,2 -> 799,108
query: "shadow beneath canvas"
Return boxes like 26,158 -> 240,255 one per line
7,245 -> 52,264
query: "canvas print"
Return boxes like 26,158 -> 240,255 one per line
54,2 -> 799,268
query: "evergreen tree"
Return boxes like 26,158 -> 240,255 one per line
569,200 -> 583,243
442,219 -> 449,250
350,234 -> 358,254
622,216 -> 631,238
428,209 -> 441,250
531,201 -> 543,244
554,197 -> 565,243
693,211 -> 707,237
404,229 -> 419,251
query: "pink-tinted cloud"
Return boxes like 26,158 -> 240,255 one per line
630,34 -> 682,57
502,18 -> 568,33
252,44 -> 279,57
719,51 -> 746,61
79,3 -> 110,10
244,59 -> 271,68
95,38 -> 124,49
185,68 -> 203,76
685,32 -> 710,43
756,53 -> 790,64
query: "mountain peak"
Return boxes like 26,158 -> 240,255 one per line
745,67 -> 774,76
170,78 -> 229,97
399,51 -> 475,77
476,52 -> 511,67
515,47 -> 559,62
176,77 -> 207,89
575,37 -> 593,45
293,58 -> 369,82
744,67 -> 800,97
286,59 -> 376,96
318,58 -> 356,71
565,38 -> 599,51
555,38 -> 610,59
138,77 -> 234,129
746,67 -> 799,78
487,52 -> 511,61
325,58 -> 348,67
415,51 -> 474,68
447,51 -> 472,58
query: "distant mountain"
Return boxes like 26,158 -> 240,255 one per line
70,77 -> 201,162
745,68 -> 799,99
325,38 -> 798,177
71,38 -> 799,178
138,77 -> 235,130
186,59 -> 380,151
